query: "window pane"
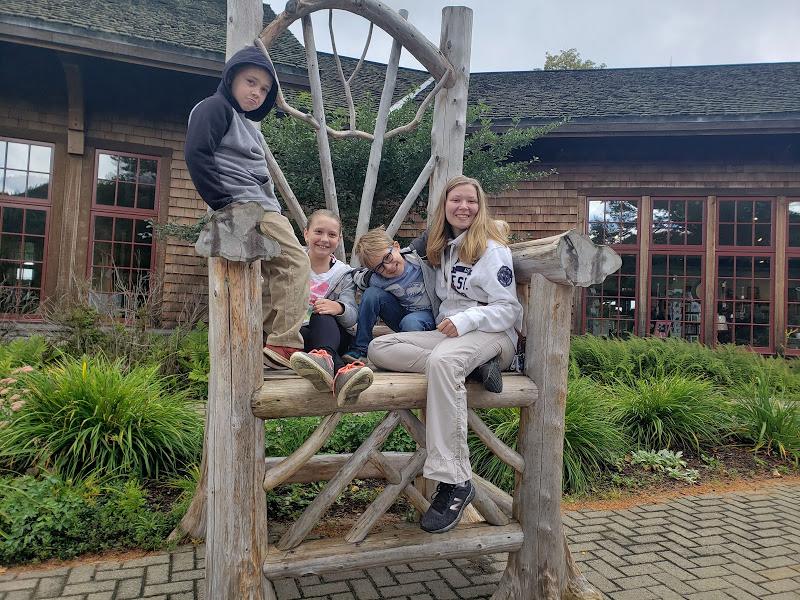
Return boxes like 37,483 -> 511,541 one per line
95,216 -> 113,240
752,326 -> 770,347
0,141 -> 5,168
96,180 -> 116,205
718,224 -> 734,246
685,223 -> 703,245
669,201 -> 685,221
0,235 -> 21,261
133,244 -> 152,268
719,201 -> 735,222
134,219 -> 150,242
98,154 -> 118,180
118,157 -> 137,182
25,209 -> 46,235
117,182 -> 136,208
23,238 -> 44,262
114,218 -> 133,242
754,257 -> 770,277
789,202 -> 800,223
588,201 -> 605,222
687,201 -> 704,222
137,184 -> 156,210
736,256 -> 752,277
686,255 -> 702,277
737,201 -> 753,222
28,145 -> 51,172
754,201 -> 771,222
26,172 -> 49,199
2,207 -> 23,233
5,143 -> 27,170
736,224 -> 752,246
93,242 -> 112,266
113,243 -> 131,268
138,160 -> 158,184
3,171 -> 26,196
754,224 -> 770,246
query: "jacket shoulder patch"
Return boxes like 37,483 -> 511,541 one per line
497,265 -> 513,287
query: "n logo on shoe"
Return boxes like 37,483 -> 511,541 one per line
449,498 -> 464,512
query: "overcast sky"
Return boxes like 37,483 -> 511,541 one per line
285,0 -> 800,73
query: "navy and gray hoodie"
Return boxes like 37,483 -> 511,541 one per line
185,46 -> 281,212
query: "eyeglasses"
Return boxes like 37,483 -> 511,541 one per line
372,247 -> 394,274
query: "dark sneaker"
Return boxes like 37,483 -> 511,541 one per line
420,480 -> 475,534
341,349 -> 367,364
290,349 -> 335,392
333,361 -> 374,406
468,355 -> 503,393
263,344 -> 298,369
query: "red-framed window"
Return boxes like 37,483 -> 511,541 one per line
715,198 -> 774,351
648,197 -> 705,342
89,151 -> 159,316
585,198 -> 639,337
0,138 -> 53,315
786,200 -> 800,354
715,255 -> 772,350
718,198 -> 773,248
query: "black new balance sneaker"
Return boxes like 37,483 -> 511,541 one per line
420,480 -> 475,534
468,355 -> 503,393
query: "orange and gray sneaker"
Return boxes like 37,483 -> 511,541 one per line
334,361 -> 374,406
289,349 -> 335,392
263,344 -> 298,369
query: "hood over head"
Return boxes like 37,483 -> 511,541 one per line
219,45 -> 279,121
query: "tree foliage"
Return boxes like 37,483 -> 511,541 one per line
262,93 -> 560,249
544,48 -> 606,70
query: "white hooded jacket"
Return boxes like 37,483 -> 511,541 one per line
435,233 -> 523,347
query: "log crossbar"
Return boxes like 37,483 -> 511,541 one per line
263,522 -> 524,579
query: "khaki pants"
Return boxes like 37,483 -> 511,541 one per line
258,211 -> 310,349
368,329 -> 515,484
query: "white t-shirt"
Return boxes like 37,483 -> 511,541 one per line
305,256 -> 351,324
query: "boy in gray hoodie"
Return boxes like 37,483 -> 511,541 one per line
185,45 -> 310,368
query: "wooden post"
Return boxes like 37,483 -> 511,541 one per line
493,273 -> 600,600
204,1 -> 270,598
428,6 -> 472,219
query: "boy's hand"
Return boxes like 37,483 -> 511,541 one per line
437,318 -> 459,337
314,299 -> 343,315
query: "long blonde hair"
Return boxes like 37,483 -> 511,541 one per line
426,175 -> 508,267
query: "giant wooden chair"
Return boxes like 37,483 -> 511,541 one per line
194,1 -> 620,598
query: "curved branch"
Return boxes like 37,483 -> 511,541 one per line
260,0 -> 451,83
328,10 -> 357,130
467,408 -> 525,474
384,70 -> 451,140
347,20 -> 373,86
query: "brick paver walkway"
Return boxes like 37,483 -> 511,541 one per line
2,482 -> 799,599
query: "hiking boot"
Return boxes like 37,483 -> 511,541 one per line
289,349 -> 335,392
333,361 -> 374,406
468,355 -> 503,393
420,480 -> 475,534
263,344 -> 298,369
341,349 -> 367,364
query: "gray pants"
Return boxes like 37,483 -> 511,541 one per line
368,330 -> 515,484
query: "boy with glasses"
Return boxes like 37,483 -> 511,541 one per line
344,227 -> 436,363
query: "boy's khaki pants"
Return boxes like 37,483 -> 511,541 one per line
258,211 -> 310,349
368,329 -> 515,484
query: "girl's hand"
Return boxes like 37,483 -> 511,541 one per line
314,299 -> 343,315
437,318 -> 459,337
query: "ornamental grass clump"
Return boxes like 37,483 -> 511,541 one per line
614,373 -> 729,453
468,376 -> 627,495
0,355 -> 203,480
730,377 -> 800,464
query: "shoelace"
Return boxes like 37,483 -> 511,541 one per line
309,348 -> 333,369
430,482 -> 456,513
336,360 -> 366,376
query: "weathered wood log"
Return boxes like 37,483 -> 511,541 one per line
260,0 -> 452,84
353,10 -> 405,254
195,202 -> 280,262
277,411 -> 402,550
428,6 -> 472,217
368,449 -> 402,485
263,142 -> 307,229
467,408 -> 524,474
385,155 -> 436,239
264,451 -> 411,483
510,230 -> 622,288
168,414 -> 208,541
252,373 -> 536,418
328,11 -> 373,130
345,448 -> 427,543
205,258 -> 268,597
492,273 -> 599,600
472,473 -> 514,519
263,522 -> 523,578
263,413 -> 343,491
470,486 -> 510,527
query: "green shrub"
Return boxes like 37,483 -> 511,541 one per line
0,474 -> 180,565
0,336 -> 50,373
615,374 -> 729,452
172,325 -> 210,400
0,356 -> 203,479
468,376 -> 627,495
730,377 -> 800,464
